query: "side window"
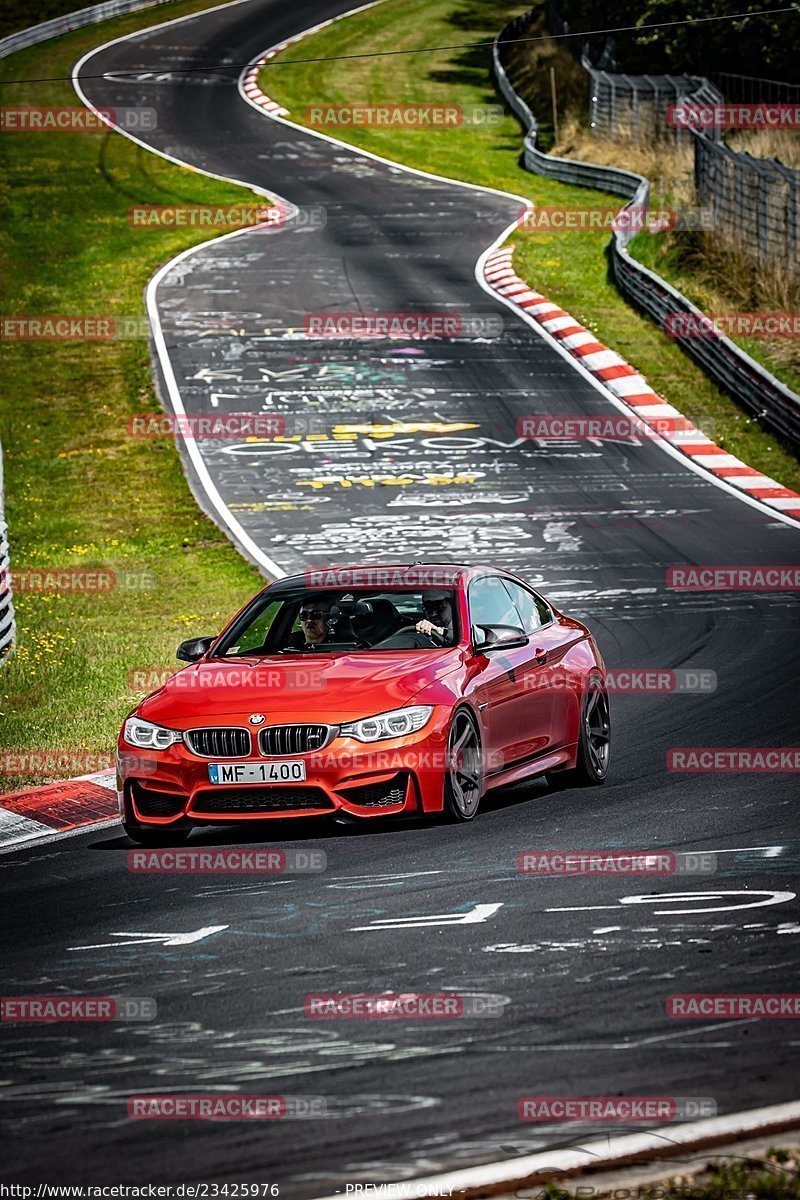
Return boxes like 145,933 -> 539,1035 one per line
468,576 -> 522,632
500,580 -> 550,633
226,601 -> 282,655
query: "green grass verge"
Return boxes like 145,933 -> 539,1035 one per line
0,0 -> 265,786
260,0 -> 800,492
540,1148 -> 800,1200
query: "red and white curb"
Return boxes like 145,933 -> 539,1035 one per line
240,20 -> 325,114
484,245 -> 800,522
240,1 -> 383,114
0,770 -> 117,849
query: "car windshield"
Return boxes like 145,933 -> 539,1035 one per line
216,589 -> 459,656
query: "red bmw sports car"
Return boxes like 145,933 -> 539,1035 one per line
117,564 -> 610,843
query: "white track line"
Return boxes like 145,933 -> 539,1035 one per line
309,1100 -> 800,1200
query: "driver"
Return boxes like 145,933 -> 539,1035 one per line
415,590 -> 454,643
287,596 -> 336,650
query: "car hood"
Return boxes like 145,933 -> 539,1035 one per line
137,650 -> 461,727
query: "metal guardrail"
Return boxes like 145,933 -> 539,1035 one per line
0,0 -> 174,60
493,13 -> 800,450
0,441 -> 16,663
544,0 -> 799,271
713,72 -> 800,105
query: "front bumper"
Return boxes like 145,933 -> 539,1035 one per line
117,711 -> 451,825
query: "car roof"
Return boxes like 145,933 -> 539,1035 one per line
266,564 -> 496,592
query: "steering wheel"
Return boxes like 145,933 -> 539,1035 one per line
423,627 -> 446,647
371,624 -> 444,650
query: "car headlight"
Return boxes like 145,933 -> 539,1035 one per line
339,705 -> 433,743
123,716 -> 183,750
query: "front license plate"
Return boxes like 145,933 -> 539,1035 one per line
208,760 -> 307,785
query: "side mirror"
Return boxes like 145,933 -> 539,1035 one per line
471,624 -> 528,653
176,635 -> 215,662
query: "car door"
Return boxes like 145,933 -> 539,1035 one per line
496,578 -> 578,753
467,575 -> 538,777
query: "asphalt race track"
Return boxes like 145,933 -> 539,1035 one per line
2,0 -> 800,1189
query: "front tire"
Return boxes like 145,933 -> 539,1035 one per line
444,708 -> 483,821
549,675 -> 611,788
123,822 -> 191,846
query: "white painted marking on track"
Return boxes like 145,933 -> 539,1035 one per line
676,845 -> 785,858
68,925 -> 228,950
0,817 -> 119,856
0,808 -> 52,847
547,890 -> 795,915
351,903 -> 502,931
327,870 -> 443,890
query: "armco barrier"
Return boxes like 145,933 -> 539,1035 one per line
0,0 -> 175,60
0,440 -> 15,663
493,13 -> 800,450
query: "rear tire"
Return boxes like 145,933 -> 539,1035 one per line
443,708 -> 483,822
123,822 -> 191,846
549,674 -> 610,788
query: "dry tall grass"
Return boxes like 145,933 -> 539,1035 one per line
549,122 -> 800,375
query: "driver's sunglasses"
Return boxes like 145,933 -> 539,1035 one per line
423,600 -> 449,613
300,609 -> 328,621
